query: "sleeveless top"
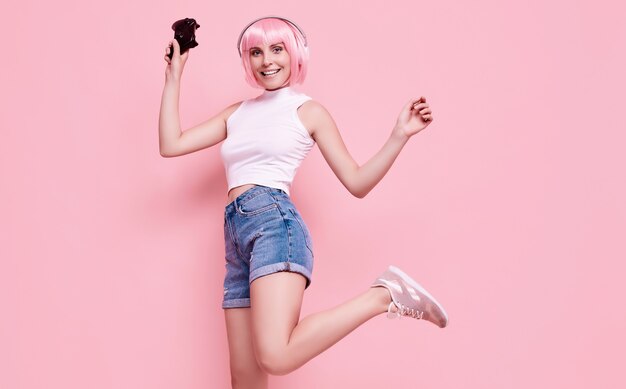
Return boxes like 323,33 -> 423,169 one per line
220,86 -> 314,196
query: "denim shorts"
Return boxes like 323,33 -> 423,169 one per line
222,185 -> 314,309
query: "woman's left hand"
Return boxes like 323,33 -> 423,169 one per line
392,96 -> 434,139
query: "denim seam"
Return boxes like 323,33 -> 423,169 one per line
289,208 -> 314,257
274,202 -> 292,265
226,216 -> 245,261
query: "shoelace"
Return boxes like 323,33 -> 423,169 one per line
386,301 -> 424,320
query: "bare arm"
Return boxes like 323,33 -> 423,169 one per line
298,98 -> 434,198
159,39 -> 238,158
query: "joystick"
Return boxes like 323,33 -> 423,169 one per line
167,18 -> 200,60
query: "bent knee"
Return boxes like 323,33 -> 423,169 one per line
257,352 -> 293,376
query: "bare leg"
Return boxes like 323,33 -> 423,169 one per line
224,308 -> 269,389
249,271 -> 393,376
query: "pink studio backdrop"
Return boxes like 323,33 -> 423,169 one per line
3,0 -> 625,388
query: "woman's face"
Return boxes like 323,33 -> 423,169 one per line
249,41 -> 291,90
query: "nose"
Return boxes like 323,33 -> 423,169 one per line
262,54 -> 273,66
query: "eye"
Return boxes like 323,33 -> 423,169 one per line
250,49 -> 261,56
273,46 -> 283,53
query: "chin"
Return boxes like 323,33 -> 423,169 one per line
260,80 -> 290,90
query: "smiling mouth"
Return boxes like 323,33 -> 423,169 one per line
261,69 -> 280,76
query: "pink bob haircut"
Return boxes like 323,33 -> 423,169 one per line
239,18 -> 309,89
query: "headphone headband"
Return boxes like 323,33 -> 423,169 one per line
237,16 -> 307,57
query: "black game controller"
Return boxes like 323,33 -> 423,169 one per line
167,18 -> 200,60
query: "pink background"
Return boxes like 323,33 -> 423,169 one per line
3,0 -> 625,388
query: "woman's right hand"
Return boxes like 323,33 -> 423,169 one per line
164,39 -> 190,82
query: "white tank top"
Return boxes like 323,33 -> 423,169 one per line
220,86 -> 314,196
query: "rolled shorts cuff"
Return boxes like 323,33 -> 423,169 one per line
250,261 -> 313,289
221,262 -> 312,309
222,298 -> 251,309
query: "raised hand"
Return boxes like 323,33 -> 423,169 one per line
393,96 -> 434,139
164,38 -> 190,82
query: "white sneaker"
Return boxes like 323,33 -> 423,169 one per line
371,265 -> 448,328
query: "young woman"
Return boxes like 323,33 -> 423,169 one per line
159,16 -> 448,388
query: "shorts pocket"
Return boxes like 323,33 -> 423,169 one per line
236,192 -> 278,216
289,208 -> 314,256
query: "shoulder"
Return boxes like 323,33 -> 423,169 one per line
221,100 -> 245,122
297,99 -> 334,137
298,99 -> 328,115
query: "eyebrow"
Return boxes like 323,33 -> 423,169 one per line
249,43 -> 285,50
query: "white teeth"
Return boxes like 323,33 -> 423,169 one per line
262,69 -> 279,76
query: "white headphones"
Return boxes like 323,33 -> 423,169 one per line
237,16 -> 308,57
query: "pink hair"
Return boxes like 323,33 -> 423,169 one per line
239,18 -> 309,89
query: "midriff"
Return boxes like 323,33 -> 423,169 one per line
227,184 -> 258,204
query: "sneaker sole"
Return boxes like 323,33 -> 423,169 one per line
388,265 -> 449,324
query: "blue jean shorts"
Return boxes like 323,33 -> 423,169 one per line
222,185 -> 314,309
